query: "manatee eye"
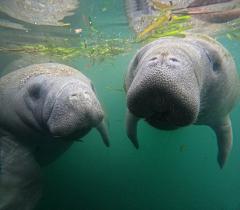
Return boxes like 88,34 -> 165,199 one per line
204,49 -> 221,72
213,61 -> 221,72
28,84 -> 41,100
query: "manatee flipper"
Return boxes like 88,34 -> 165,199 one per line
0,136 -> 42,210
96,120 -> 110,147
210,116 -> 233,168
126,110 -> 140,149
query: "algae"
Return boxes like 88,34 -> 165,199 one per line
0,38 -> 132,62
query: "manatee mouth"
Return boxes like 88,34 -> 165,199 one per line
127,89 -> 199,130
145,100 -> 196,130
126,82 -> 200,149
146,110 -> 179,130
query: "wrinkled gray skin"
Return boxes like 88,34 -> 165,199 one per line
0,63 -> 109,210
0,0 -> 79,26
125,34 -> 239,168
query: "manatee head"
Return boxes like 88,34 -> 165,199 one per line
15,74 -> 109,146
127,41 -> 202,128
124,39 -> 210,148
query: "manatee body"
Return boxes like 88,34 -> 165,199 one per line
0,0 -> 79,26
125,34 -> 239,168
0,63 -> 109,210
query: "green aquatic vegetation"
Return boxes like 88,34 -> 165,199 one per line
225,18 -> 240,40
125,0 -> 192,42
81,39 -> 131,60
226,30 -> 240,40
136,14 -> 192,43
0,38 -> 132,61
137,12 -> 172,40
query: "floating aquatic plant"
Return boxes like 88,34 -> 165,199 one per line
130,0 -> 193,43
137,12 -> 172,40
134,0 -> 240,43
136,13 -> 192,43
0,38 -> 132,62
226,31 -> 240,40
225,17 -> 240,40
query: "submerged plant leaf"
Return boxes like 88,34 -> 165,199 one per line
137,12 -> 172,40
225,17 -> 240,40
131,0 -> 240,43
136,13 -> 192,43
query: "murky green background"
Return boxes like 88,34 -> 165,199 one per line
1,0 -> 240,210
35,40 -> 240,210
37,1 -> 240,209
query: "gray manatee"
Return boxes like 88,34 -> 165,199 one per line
124,34 -> 239,168
0,63 -> 109,210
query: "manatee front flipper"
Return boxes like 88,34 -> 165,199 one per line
0,136 -> 42,210
126,109 -> 140,149
96,120 -> 110,147
210,116 -> 233,169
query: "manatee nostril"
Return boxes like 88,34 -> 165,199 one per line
149,57 -> 158,61
213,61 -> 221,72
69,93 -> 79,101
169,57 -> 179,63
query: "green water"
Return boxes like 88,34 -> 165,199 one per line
1,0 -> 240,210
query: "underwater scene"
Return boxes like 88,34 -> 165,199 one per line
0,0 -> 240,210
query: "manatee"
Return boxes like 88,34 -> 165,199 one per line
0,0 -> 79,26
124,34 -> 239,168
0,63 -> 109,210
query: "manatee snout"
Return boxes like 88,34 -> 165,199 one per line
126,47 -> 200,136
46,82 -> 104,139
127,78 -> 200,130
